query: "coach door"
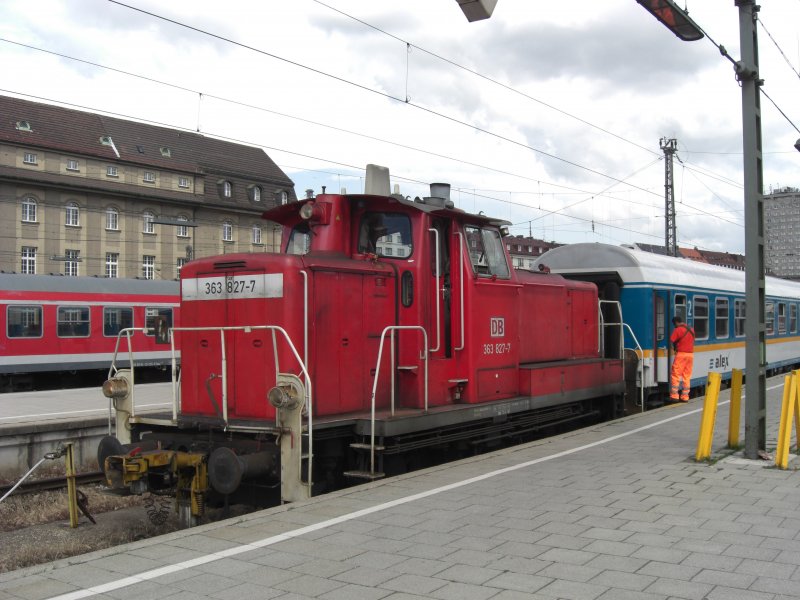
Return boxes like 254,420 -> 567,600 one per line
654,289 -> 669,384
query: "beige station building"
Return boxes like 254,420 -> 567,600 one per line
0,95 -> 296,280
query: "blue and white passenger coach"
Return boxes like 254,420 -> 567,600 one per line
534,243 -> 800,407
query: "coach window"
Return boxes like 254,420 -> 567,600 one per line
7,306 -> 42,338
357,212 -> 412,258
734,299 -> 746,337
104,307 -> 133,337
693,296 -> 709,340
57,306 -> 90,337
145,307 -> 173,338
674,294 -> 687,324
465,225 -> 510,278
715,298 -> 729,339
766,301 -> 774,336
777,303 -> 787,335
791,304 -> 798,334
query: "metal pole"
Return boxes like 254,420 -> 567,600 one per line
738,0 -> 766,457
660,138 -> 678,257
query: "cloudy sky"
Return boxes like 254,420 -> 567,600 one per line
2,0 -> 799,253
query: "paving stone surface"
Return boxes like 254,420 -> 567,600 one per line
2,381 -> 799,600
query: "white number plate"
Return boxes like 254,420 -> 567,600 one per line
182,274 -> 283,301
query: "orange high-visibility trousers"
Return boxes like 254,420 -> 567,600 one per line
670,352 -> 693,401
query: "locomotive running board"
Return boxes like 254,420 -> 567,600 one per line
343,470 -> 385,480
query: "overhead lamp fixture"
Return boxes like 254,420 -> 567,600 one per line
454,0 -> 497,22
635,0 -> 704,42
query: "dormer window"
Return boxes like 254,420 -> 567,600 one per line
160,147 -> 171,157
15,120 -> 32,132
100,136 -> 113,146
248,185 -> 262,202
136,145 -> 145,154
218,180 -> 233,199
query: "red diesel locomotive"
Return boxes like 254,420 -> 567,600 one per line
99,165 -> 625,526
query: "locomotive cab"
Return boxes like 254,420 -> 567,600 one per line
99,164 -> 625,527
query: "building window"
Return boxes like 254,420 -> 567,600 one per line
178,177 -> 189,188
21,197 -> 37,222
252,225 -> 262,245
15,120 -> 32,132
160,147 -> 171,157
65,202 -> 80,227
142,255 -> 155,280
106,207 -> 119,230
280,190 -> 289,205
143,211 -> 155,234
106,165 -> 118,177
715,297 -> 729,339
23,152 -> 37,165
248,185 -> 262,202
66,159 -> 79,171
65,249 -> 80,276
176,215 -> 189,238
21,246 -> 36,274
106,253 -> 119,278
143,171 -> 156,183
176,257 -> 187,276
222,222 -> 233,242
219,180 -> 232,199
734,299 -> 746,337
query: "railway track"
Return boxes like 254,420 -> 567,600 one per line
0,471 -> 104,498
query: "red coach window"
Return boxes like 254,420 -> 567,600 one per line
57,306 -> 90,337
7,305 -> 42,338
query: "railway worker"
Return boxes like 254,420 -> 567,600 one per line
669,315 -> 695,402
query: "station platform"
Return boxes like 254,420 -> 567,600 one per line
2,378 -> 799,600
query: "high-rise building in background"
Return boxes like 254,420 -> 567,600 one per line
764,187 -> 800,280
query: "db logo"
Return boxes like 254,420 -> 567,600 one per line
490,317 -> 505,338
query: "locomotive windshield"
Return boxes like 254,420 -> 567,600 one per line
287,223 -> 312,255
358,212 -> 412,258
465,225 -> 510,278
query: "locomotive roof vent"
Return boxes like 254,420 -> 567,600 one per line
213,260 -> 247,270
422,182 -> 455,209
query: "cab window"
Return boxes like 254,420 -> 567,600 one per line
287,223 -> 311,255
465,225 -> 510,278
357,212 -> 412,258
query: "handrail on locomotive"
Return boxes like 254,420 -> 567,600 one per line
368,325 -> 430,477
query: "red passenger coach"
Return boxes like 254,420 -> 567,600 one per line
0,274 -> 179,391
100,165 -> 625,526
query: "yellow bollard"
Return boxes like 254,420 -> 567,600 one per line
65,442 -> 79,528
775,372 -> 799,469
727,369 -> 743,448
695,372 -> 721,461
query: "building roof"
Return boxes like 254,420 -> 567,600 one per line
0,95 -> 294,189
